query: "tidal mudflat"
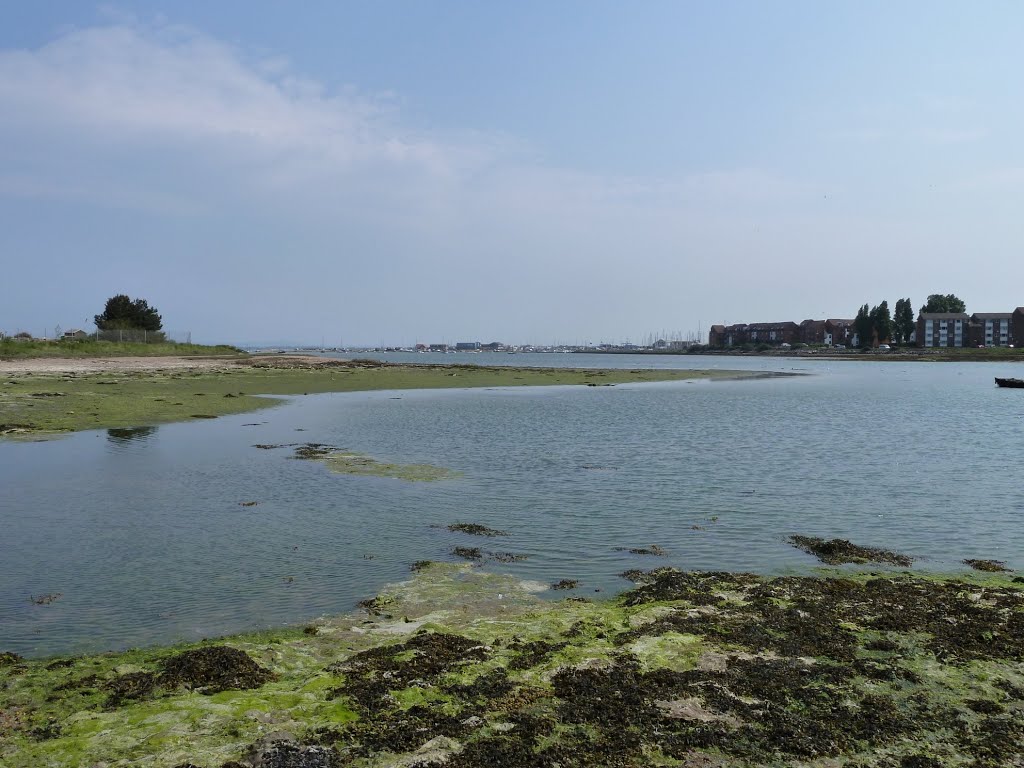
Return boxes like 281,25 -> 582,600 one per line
0,355 -> 762,437
2,562 -> 1022,767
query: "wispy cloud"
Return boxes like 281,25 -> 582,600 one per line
3,19 -> 953,342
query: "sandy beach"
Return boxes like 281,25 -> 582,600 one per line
0,354 -> 337,375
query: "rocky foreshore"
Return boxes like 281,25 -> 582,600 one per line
2,562 -> 1022,767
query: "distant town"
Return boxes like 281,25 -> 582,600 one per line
4,297 -> 1022,354
710,306 -> 1024,350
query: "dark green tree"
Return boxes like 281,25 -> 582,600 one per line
919,293 -> 966,314
854,304 -> 873,348
870,301 -> 892,344
94,295 -> 163,331
893,298 -> 915,344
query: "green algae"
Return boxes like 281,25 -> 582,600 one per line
3,565 -> 1023,767
317,452 -> 459,482
286,442 -> 461,482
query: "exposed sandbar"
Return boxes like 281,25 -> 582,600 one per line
0,356 -> 780,437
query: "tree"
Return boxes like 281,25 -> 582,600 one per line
870,301 -> 892,345
854,304 -> 873,348
94,295 -> 163,331
919,293 -> 966,315
893,298 -> 915,344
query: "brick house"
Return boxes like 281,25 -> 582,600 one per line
1013,308 -> 1024,346
745,322 -> 800,345
799,319 -> 827,345
917,313 -> 969,347
824,319 -> 855,346
968,313 -> 1013,347
710,324 -> 750,347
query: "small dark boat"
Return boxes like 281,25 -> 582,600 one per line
995,377 -> 1024,388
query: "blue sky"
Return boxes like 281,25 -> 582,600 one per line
1,2 -> 1022,345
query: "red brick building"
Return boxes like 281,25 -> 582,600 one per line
824,319 -> 855,346
799,319 -> 827,345
709,321 -> 801,346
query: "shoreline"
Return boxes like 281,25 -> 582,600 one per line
0,356 -> 778,438
576,348 -> 1024,363
2,562 -> 1022,767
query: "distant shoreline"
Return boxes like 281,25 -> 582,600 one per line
574,348 -> 1024,363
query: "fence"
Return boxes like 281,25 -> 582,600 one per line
91,329 -> 193,344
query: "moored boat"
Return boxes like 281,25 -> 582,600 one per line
995,377 -> 1024,388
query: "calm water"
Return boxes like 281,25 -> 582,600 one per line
2,355 -> 1023,657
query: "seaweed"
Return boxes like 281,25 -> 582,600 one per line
507,640 -> 568,671
446,523 -> 510,537
550,579 -> 579,590
104,671 -> 156,707
963,558 -> 1011,573
789,535 -> 913,566
159,646 -> 273,694
615,545 -> 667,556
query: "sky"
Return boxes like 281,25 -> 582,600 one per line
1,2 -> 1023,346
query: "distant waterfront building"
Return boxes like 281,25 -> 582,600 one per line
455,341 -> 481,351
710,308 -> 1019,349
969,313 -> 1013,347
709,321 -> 799,347
824,319 -> 855,347
799,319 -> 827,345
917,313 -> 969,347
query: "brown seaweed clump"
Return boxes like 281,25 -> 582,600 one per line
446,522 -> 509,537
314,632 -> 495,760
615,545 -> 667,556
789,535 -> 913,566
964,558 -> 1011,573
104,671 -> 155,708
292,443 -> 338,460
159,646 -> 273,694
550,579 -> 579,590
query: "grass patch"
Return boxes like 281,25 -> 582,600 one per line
0,339 -> 244,358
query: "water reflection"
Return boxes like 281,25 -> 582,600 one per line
106,426 -> 158,445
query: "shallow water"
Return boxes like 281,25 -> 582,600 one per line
2,355 -> 1023,657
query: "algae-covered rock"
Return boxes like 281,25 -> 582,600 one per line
3,565 -> 1023,768
550,579 -> 579,590
789,534 -> 913,566
159,646 -> 273,694
291,443 -> 459,482
104,670 -> 156,707
445,523 -> 509,537
964,558 -> 1011,572
243,736 -> 340,768
451,546 -> 483,561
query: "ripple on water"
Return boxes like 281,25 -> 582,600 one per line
1,358 -> 1021,656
